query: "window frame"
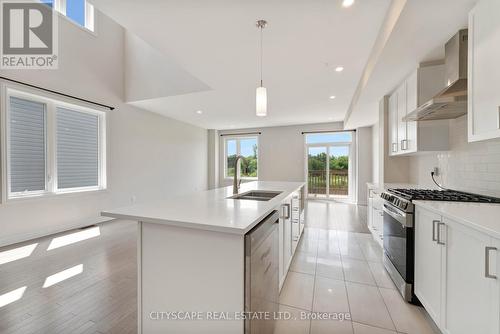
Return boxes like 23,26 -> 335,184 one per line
1,84 -> 107,201
223,135 -> 259,180
41,0 -> 95,33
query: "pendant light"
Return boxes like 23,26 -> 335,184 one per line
256,19 -> 268,117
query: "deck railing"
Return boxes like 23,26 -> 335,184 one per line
308,169 -> 348,196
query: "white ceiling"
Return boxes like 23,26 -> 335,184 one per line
92,0 -> 391,129
344,0 -> 478,129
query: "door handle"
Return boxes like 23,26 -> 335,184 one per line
485,246 -> 497,279
432,220 -> 439,241
436,222 -> 446,245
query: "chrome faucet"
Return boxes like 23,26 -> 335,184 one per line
233,155 -> 245,195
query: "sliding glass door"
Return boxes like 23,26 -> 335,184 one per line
305,132 -> 354,200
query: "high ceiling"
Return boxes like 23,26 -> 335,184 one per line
344,0 -> 477,129
92,0 -> 478,130
92,0 -> 391,129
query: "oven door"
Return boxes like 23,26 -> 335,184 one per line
382,203 -> 413,281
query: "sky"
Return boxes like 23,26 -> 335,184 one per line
227,138 -> 257,157
306,132 -> 352,144
43,0 -> 86,27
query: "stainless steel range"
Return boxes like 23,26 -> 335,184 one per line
380,188 -> 500,304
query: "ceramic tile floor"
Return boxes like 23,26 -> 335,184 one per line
275,200 -> 441,334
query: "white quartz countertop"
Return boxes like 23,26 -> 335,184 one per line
414,200 -> 500,239
101,181 -> 304,235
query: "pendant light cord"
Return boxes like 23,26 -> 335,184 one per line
259,25 -> 263,87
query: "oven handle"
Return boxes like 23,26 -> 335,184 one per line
383,204 -> 413,228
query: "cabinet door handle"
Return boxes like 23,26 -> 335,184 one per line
284,204 -> 291,219
485,246 -> 497,279
432,220 -> 439,242
401,139 -> 408,150
436,222 -> 446,245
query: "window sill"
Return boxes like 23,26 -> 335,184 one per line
6,188 -> 108,204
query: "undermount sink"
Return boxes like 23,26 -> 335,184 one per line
229,190 -> 283,201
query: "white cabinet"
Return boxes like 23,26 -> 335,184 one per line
414,206 -> 500,334
414,208 -> 445,326
468,0 -> 500,142
367,187 -> 383,246
443,217 -> 498,334
388,64 -> 449,156
388,93 -> 399,154
279,190 -> 305,289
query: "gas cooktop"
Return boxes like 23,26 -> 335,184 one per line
387,188 -> 500,203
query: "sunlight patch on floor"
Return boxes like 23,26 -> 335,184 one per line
47,226 -> 100,250
0,243 -> 38,266
43,264 -> 84,288
0,286 -> 27,308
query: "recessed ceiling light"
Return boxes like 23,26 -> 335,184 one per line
329,95 -> 336,100
335,66 -> 344,72
342,0 -> 354,8
196,110 -> 203,114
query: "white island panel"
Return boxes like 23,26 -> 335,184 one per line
140,222 -> 245,334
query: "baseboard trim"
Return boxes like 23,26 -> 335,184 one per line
0,216 -> 116,249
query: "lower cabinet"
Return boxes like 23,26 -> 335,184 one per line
414,208 -> 445,326
367,187 -> 383,246
279,189 -> 304,290
415,206 -> 500,334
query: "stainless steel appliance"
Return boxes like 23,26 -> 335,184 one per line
381,188 -> 500,303
405,29 -> 468,121
245,210 -> 279,334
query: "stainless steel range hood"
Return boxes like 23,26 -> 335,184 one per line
405,29 -> 468,121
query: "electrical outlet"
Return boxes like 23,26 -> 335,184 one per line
433,167 -> 440,176
130,195 -> 137,204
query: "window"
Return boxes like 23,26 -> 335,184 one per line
305,131 -> 353,144
9,97 -> 47,194
42,0 -> 95,31
4,88 -> 106,199
224,136 -> 258,179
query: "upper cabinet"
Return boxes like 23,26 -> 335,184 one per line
468,0 -> 500,142
388,64 -> 450,156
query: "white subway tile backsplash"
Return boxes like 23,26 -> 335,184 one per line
409,115 -> 500,198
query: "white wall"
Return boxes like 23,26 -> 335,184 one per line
0,11 -> 207,247
217,122 -> 344,186
356,127 -> 372,205
207,129 -> 219,189
409,115 -> 500,197
124,32 -> 209,102
371,122 -> 380,184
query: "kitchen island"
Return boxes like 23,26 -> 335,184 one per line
101,181 -> 305,334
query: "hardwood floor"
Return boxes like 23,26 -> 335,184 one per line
0,220 -> 137,334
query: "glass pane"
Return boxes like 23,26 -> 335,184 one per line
329,146 -> 349,196
9,97 -> 46,193
226,139 -> 237,177
57,108 -> 99,189
305,132 -> 352,144
41,0 -> 54,8
307,147 -> 327,197
66,0 -> 86,26
240,138 -> 258,177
